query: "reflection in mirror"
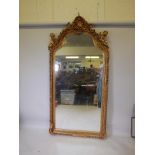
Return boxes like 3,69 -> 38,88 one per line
54,34 -> 104,131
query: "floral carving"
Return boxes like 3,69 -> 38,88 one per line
48,16 -> 109,52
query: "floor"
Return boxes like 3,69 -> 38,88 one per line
19,128 -> 135,155
56,105 -> 101,131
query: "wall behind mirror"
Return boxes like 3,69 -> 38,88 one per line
20,0 -> 134,24
19,28 -> 134,136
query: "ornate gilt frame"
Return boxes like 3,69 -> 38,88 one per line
48,16 -> 109,138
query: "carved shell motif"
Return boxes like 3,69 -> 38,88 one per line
48,16 -> 109,52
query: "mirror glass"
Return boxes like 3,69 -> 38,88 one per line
54,34 -> 104,131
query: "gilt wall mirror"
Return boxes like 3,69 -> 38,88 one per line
48,16 -> 109,138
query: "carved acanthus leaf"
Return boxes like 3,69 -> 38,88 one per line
48,15 -> 109,52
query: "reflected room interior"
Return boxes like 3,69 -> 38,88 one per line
54,34 -> 104,131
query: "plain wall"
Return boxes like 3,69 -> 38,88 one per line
19,0 -> 134,24
19,27 -> 135,136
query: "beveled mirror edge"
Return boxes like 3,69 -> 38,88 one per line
48,15 -> 109,139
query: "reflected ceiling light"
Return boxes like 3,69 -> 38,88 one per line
65,56 -> 79,59
85,56 -> 99,59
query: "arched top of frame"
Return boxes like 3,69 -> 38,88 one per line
48,15 -> 109,52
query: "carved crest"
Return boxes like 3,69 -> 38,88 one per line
48,16 -> 108,52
